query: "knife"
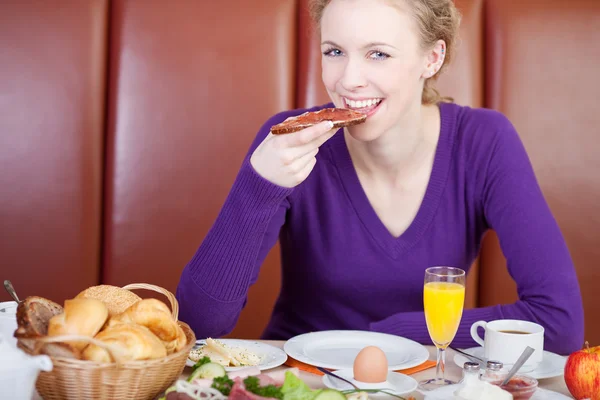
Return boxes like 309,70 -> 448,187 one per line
448,345 -> 488,368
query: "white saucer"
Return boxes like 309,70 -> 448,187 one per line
322,368 -> 418,396
453,347 -> 566,379
422,383 -> 571,399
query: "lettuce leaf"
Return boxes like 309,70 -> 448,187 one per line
281,371 -> 323,400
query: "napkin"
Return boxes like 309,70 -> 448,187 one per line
284,356 -> 436,376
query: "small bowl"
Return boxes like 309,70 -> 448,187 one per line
492,375 -> 538,400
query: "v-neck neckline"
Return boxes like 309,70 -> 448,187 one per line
328,102 -> 457,259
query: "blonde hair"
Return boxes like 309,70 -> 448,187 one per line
309,0 -> 461,105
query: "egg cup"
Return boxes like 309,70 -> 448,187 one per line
321,369 -> 418,395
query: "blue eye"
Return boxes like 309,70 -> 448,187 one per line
323,48 -> 343,57
369,50 -> 390,60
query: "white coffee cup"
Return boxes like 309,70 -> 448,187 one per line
0,301 -> 18,348
470,319 -> 544,372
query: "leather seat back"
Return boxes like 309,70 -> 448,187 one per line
102,0 -> 297,338
480,0 -> 600,344
0,0 -> 108,301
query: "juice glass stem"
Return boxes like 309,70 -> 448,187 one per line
418,345 -> 454,390
435,346 -> 447,381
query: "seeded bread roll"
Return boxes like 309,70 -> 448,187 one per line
75,285 -> 141,317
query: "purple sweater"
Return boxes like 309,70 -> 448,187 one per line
176,102 -> 584,355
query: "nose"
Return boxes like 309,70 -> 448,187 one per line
340,57 -> 367,91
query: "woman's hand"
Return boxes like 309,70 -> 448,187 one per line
250,120 -> 336,188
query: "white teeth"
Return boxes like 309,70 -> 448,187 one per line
344,98 -> 381,109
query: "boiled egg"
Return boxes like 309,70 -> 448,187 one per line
353,346 -> 388,383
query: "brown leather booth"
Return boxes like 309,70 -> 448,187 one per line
0,0 -> 107,302
1,0 -> 599,350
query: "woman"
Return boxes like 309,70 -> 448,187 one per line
176,0 -> 583,355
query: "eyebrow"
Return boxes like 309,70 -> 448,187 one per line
321,40 -> 398,50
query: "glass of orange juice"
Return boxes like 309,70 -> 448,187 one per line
419,266 -> 466,391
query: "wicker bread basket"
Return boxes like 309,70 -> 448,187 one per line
19,283 -> 196,400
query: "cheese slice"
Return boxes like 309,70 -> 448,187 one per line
188,344 -> 231,366
206,338 -> 260,366
189,338 -> 261,367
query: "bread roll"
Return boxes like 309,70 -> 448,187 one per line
82,322 -> 167,362
109,298 -> 186,353
15,296 -> 81,359
15,296 -> 64,338
75,285 -> 141,317
48,298 -> 109,350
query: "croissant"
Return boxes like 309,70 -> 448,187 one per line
82,322 -> 167,362
165,323 -> 188,354
108,298 -> 186,353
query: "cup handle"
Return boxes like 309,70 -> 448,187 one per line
470,320 -> 487,347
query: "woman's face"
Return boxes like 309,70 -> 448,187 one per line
320,0 -> 432,141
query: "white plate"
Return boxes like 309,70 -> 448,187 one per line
186,339 -> 288,371
453,347 -> 567,380
284,330 -> 430,370
422,383 -> 571,399
323,368 -> 418,396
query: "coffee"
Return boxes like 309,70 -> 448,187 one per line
470,319 -> 545,371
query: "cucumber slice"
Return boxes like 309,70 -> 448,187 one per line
188,362 -> 226,381
314,389 -> 347,400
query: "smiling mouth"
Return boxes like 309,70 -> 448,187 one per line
342,97 -> 383,116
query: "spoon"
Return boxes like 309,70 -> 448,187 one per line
449,345 -> 488,368
500,346 -> 535,386
3,280 -> 21,303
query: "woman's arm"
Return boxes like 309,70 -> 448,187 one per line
175,112 -> 295,338
371,113 -> 584,355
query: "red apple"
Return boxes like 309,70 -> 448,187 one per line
564,341 -> 600,400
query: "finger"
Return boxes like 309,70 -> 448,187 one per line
289,147 -> 318,173
294,153 -> 318,183
279,126 -> 336,162
284,120 -> 335,147
293,127 -> 337,157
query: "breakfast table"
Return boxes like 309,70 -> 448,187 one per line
180,341 -> 572,400
30,341 -> 572,399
